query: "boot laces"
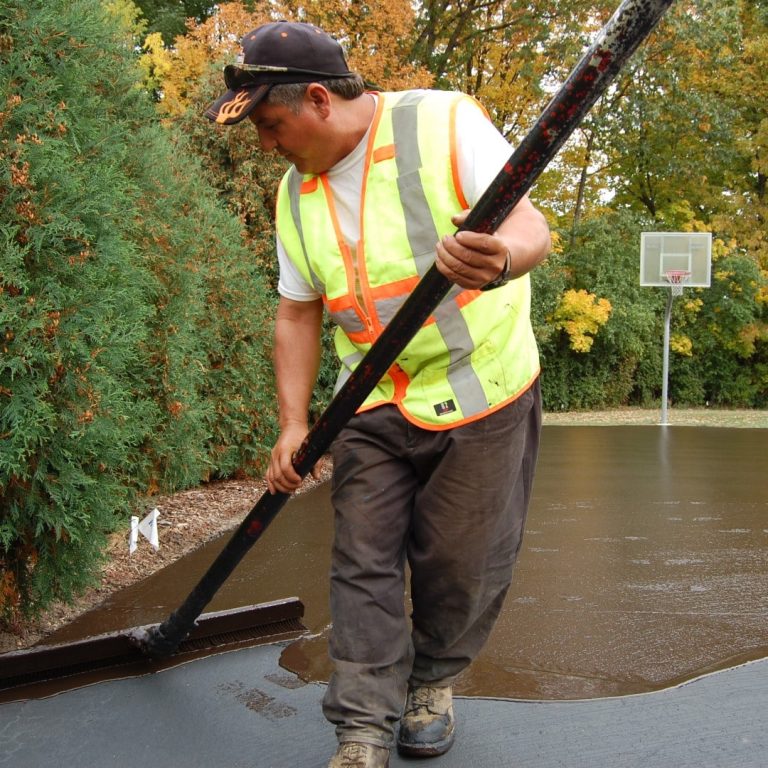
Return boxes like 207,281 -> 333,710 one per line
338,742 -> 373,768
406,685 -> 448,716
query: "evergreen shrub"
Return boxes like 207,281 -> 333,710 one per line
0,0 -> 277,621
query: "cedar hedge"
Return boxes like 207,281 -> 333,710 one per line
0,0 -> 277,621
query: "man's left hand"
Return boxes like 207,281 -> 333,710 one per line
435,210 -> 510,290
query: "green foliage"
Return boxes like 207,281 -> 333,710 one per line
133,0 -> 215,44
535,212 -> 660,409
532,209 -> 767,411
0,0 -> 276,621
513,3 -> 767,412
601,2 -> 742,221
122,123 -> 279,489
1,0 -> 156,617
687,245 -> 767,405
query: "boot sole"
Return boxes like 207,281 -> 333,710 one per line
396,731 -> 455,757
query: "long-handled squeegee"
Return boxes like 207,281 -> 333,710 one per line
0,0 -> 676,693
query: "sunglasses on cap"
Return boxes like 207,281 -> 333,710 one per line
223,63 -> 355,91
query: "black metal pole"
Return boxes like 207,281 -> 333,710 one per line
139,0 -> 676,658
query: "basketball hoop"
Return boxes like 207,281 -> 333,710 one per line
663,269 -> 691,296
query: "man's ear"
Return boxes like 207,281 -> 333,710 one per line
305,83 -> 332,118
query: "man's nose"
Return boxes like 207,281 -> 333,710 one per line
256,127 -> 278,152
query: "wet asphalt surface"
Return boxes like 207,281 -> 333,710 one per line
38,425 -> 768,700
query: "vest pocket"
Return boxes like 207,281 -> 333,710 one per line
468,340 -> 509,407
414,339 -> 507,421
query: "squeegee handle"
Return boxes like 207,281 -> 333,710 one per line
140,0 -> 676,658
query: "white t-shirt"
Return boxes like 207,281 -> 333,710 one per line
276,94 -> 513,301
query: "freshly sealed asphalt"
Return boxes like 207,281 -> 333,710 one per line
35,426 -> 768,702
1,424 -> 766,766
1,640 -> 766,767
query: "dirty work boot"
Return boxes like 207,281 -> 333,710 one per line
327,742 -> 390,768
397,684 -> 455,757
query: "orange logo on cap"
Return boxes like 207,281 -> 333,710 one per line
216,90 -> 254,124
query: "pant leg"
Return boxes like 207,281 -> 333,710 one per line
322,407 -> 417,748
408,380 -> 541,684
321,381 -> 542,740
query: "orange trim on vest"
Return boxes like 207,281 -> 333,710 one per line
356,96 -> 388,337
320,174 -> 375,341
368,275 -> 421,301
318,174 -> 353,291
346,328 -> 372,345
454,288 -> 482,310
373,144 -> 396,163
327,275 -> 436,338
388,363 -> 410,404
449,98 -> 470,211
354,371 -> 540,428
395,370 -> 541,432
300,177 -> 319,194
325,294 -> 352,313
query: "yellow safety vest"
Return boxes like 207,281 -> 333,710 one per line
276,89 -> 539,429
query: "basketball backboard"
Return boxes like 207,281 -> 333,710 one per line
640,232 -> 711,288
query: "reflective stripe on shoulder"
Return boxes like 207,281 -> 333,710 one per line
392,91 -> 438,277
287,168 -> 324,293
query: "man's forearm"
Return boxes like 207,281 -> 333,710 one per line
273,297 -> 324,429
495,197 -> 551,280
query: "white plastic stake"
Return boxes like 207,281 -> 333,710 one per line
138,508 -> 160,550
129,508 -> 160,554
129,515 -> 139,554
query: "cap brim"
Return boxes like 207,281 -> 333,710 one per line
204,84 -> 270,125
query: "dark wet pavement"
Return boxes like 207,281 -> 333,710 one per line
42,426 -> 768,701
4,641 -> 767,768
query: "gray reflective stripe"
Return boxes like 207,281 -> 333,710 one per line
392,93 -> 487,417
375,295 -> 406,327
286,169 -> 324,293
328,307 -> 366,335
334,351 -> 364,395
392,92 -> 439,277
433,300 -> 489,417
375,286 -> 462,328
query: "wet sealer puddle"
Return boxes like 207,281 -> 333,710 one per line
43,426 -> 768,700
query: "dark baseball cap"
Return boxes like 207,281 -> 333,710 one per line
204,21 -> 355,125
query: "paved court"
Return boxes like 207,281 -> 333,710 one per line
2,425 -> 766,766
1,640 -> 766,767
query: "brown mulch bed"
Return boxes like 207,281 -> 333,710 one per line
542,406 -> 768,428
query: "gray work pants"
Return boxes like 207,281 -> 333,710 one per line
322,379 -> 541,748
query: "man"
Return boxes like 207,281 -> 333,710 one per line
206,20 -> 550,768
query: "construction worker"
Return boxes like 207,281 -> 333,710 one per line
206,20 -> 550,768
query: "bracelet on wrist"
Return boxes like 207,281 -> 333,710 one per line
480,249 -> 512,291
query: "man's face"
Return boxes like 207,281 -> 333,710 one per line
248,95 -> 331,175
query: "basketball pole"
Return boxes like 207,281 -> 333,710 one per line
641,234 -> 711,425
659,272 -> 689,425
660,289 -> 675,425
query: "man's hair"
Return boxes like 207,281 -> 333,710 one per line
266,74 -> 366,113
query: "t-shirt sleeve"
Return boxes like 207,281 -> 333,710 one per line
276,233 -> 322,301
455,98 -> 514,208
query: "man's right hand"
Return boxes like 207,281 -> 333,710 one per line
266,421 -> 309,495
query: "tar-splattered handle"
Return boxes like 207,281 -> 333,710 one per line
141,0 -> 676,659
